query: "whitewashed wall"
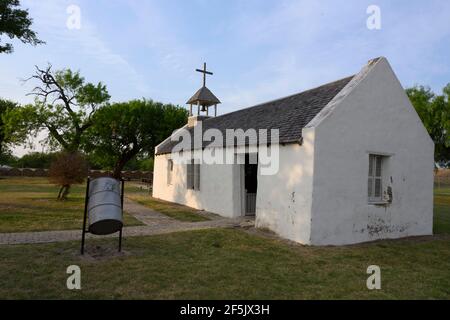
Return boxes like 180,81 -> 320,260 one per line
255,131 -> 315,244
152,150 -> 240,218
309,58 -> 434,245
154,138 -> 316,244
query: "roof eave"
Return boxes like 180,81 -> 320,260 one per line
155,138 -> 303,156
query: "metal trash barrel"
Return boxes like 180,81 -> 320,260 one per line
87,177 -> 123,235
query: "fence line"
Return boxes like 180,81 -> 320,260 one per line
435,169 -> 450,189
0,168 -> 153,183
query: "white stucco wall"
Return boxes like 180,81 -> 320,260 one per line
255,130 -> 315,244
153,139 -> 315,244
152,149 -> 240,218
309,58 -> 434,245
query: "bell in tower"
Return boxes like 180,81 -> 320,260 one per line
186,62 -> 221,117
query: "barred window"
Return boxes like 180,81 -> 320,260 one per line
368,154 -> 383,202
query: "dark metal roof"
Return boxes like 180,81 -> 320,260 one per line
186,86 -> 221,106
157,75 -> 354,155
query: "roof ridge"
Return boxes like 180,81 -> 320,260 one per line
203,74 -> 355,123
156,72 -> 355,155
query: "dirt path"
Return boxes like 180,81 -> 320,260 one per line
0,198 -> 254,245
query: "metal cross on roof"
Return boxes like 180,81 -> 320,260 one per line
196,62 -> 213,87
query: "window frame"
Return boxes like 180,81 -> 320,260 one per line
186,159 -> 200,191
194,163 -> 200,191
186,160 -> 194,190
368,154 -> 384,203
167,159 -> 173,185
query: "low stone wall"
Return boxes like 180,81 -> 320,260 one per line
89,170 -> 153,183
435,169 -> 450,188
0,168 -> 153,183
0,168 -> 49,177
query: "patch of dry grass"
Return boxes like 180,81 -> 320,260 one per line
0,177 -> 143,232
433,188 -> 450,234
126,187 -> 209,222
0,178 -> 449,299
0,228 -> 449,299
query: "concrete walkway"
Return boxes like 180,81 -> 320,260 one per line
0,198 -> 254,245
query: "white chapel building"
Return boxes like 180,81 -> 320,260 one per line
152,57 -> 434,246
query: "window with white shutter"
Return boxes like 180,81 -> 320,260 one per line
167,159 -> 173,185
186,160 -> 194,190
187,160 -> 201,191
368,154 -> 384,202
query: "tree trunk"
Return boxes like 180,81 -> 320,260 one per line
61,184 -> 71,200
57,184 -> 71,200
57,185 -> 64,200
112,152 -> 138,180
112,158 -> 127,180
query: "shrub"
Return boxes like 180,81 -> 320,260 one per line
48,151 -> 87,200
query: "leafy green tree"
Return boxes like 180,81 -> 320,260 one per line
138,158 -> 154,171
85,99 -> 187,179
2,65 -> 109,199
0,149 -> 17,166
87,154 -> 153,172
4,65 -> 110,152
0,98 -> 18,156
0,0 -> 44,53
0,99 -> 26,155
406,84 -> 450,163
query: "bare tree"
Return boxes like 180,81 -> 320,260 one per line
24,64 -> 110,152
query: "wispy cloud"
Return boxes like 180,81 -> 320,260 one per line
125,0 -> 202,79
22,0 -> 149,95
215,0 -> 450,111
2,0 -> 450,156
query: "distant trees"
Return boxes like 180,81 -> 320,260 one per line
3,64 -> 188,198
0,0 -> 44,54
0,98 -> 18,156
0,98 -> 33,168
0,151 -> 16,166
16,152 -> 56,168
85,99 -> 187,179
137,158 -> 154,172
4,95 -> 183,178
407,83 -> 450,164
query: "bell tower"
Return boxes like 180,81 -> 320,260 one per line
186,62 -> 221,125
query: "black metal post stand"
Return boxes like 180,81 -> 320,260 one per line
80,177 -> 90,255
119,178 -> 125,252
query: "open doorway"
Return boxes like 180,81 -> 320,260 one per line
244,153 -> 258,216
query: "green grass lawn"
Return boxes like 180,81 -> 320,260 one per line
434,188 -> 450,234
126,187 -> 210,222
0,177 -> 449,299
0,228 -> 449,299
0,177 -> 143,233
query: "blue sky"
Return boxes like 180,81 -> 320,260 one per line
1,0 -> 450,155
